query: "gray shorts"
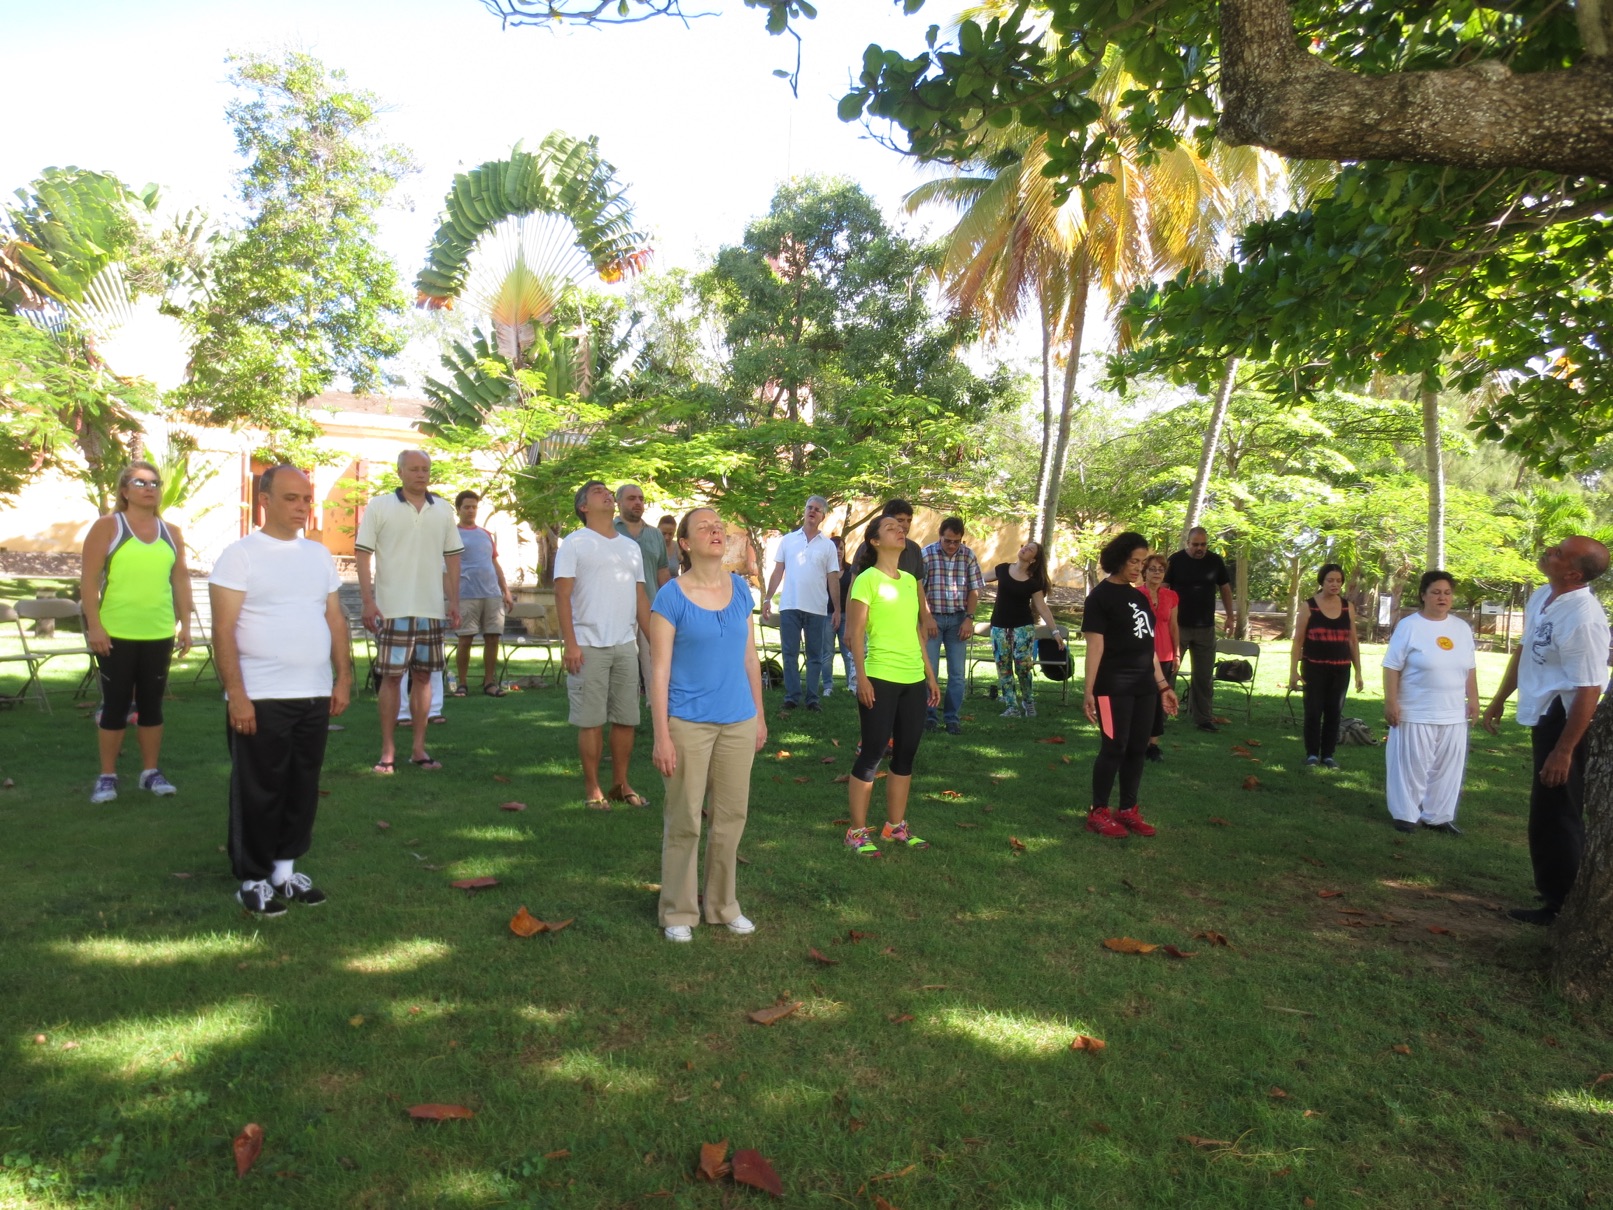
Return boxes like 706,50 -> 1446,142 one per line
566,642 -> 640,728
457,596 -> 505,637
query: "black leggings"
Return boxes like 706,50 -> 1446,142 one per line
97,637 -> 174,730
1302,663 -> 1351,759
851,678 -> 927,782
1091,690 -> 1156,810
1151,660 -> 1176,739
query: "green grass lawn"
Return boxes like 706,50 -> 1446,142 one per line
2,640 -> 1610,1208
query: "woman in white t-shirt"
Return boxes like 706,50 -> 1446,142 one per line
1381,571 -> 1480,834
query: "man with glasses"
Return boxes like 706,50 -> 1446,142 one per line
1164,526 -> 1235,732
760,496 -> 841,713
921,517 -> 984,734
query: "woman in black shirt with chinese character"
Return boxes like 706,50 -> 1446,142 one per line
1082,532 -> 1179,838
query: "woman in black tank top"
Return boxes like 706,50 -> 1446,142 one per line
1289,563 -> 1364,767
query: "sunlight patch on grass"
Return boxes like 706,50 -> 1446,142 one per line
931,1006 -> 1085,1057
1543,1088 -> 1613,1116
49,933 -> 266,968
341,938 -> 453,974
543,1049 -> 660,1095
24,998 -> 271,1079
448,826 -> 532,843
516,1004 -> 576,1029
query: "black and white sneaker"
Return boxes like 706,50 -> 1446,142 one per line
236,881 -> 288,917
273,872 -> 327,906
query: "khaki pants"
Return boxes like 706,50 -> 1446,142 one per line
659,715 -> 755,927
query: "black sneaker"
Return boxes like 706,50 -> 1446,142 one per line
806,702 -> 822,713
1144,744 -> 1163,763
1507,906 -> 1558,926
925,718 -> 939,733
1391,819 -> 1418,833
1420,821 -> 1463,836
237,881 -> 288,917
1196,721 -> 1220,733
273,872 -> 327,906
945,721 -> 962,735
781,700 -> 797,712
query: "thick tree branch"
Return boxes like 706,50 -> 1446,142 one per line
1219,0 -> 1613,179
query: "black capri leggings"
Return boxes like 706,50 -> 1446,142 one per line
851,677 -> 928,782
1302,662 -> 1351,759
97,637 -> 174,730
1091,690 -> 1156,811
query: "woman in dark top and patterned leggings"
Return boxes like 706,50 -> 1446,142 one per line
983,541 -> 1062,718
1289,563 -> 1364,768
1082,532 -> 1178,838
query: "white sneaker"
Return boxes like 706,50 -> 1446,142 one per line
664,925 -> 693,943
1024,701 -> 1038,718
726,915 -> 757,935
1000,705 -> 1021,718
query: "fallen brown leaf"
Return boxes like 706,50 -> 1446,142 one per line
1035,735 -> 1066,744
792,776 -> 811,784
831,817 -> 851,825
510,906 -> 544,937
732,1148 -> 782,1197
498,801 -> 526,812
955,822 -> 979,829
450,876 -> 498,890
1392,1044 -> 1413,1056
831,738 -> 841,747
234,1123 -> 264,1178
1241,776 -> 1261,790
1008,836 -> 1027,853
1591,1073 -> 1613,1088
1180,1135 -> 1232,1149
1162,945 -> 1197,959
848,930 -> 874,942
869,1164 -> 917,1182
832,775 -> 850,784
1230,744 -> 1251,756
938,788 -> 963,798
748,1001 -> 802,1026
408,1104 -> 475,1120
888,1013 -> 915,1025
1208,816 -> 1231,827
1070,1035 -> 1106,1053
1245,739 -> 1262,747
1192,930 -> 1231,946
880,946 -> 897,955
318,789 -> 330,797
848,1118 -> 867,1132
1302,1109 -> 1325,1118
1427,925 -> 1452,935
1088,1121 -> 1112,1133
820,756 -> 836,764
543,918 -> 574,934
544,1149 -> 570,1160
172,871 -> 193,879
920,984 -> 950,990
493,774 -> 511,783
1269,1086 -> 1290,1099
1317,889 -> 1345,899
375,820 -> 391,830
1103,936 -> 1159,954
774,749 -> 792,760
696,1140 -> 729,1182
808,947 -> 839,966
873,1196 -> 899,1210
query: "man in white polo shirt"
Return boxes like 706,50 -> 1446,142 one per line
556,479 -> 653,808
209,466 -> 351,916
355,450 -> 463,774
759,495 -> 841,713
1483,535 -> 1612,926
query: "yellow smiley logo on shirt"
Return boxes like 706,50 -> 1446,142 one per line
1436,636 -> 1454,651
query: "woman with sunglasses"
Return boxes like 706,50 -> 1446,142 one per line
79,461 -> 193,804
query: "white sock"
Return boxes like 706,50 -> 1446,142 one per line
141,768 -> 158,780
272,860 -> 294,886
242,879 -> 259,892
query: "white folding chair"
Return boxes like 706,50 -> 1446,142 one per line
12,598 -> 97,711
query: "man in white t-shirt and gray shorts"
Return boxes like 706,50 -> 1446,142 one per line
556,480 -> 653,809
209,466 -> 352,917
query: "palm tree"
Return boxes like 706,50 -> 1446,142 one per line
906,51 -> 1252,546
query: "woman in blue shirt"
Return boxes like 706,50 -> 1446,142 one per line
648,508 -> 767,943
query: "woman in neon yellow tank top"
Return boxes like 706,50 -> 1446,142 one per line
79,461 -> 194,805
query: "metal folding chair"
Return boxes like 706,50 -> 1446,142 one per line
497,601 -> 563,684
1211,637 -> 1262,722
11,598 -> 97,711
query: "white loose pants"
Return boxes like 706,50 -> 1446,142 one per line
1384,721 -> 1468,825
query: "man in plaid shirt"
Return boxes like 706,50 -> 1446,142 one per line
922,517 -> 985,734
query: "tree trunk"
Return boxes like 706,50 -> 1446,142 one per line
1031,294 -> 1056,544
1035,274 -> 1089,548
1550,692 -> 1613,1003
1422,385 -> 1446,569
1184,356 -> 1237,540
1282,552 -> 1303,640
1233,544 -> 1250,640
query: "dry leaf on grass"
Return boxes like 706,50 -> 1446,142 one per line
832,775 -> 850,785
831,817 -> 851,825
498,801 -> 526,812
1162,945 -> 1197,959
1268,1086 -> 1290,1099
1181,1135 -> 1232,1149
873,1197 -> 900,1210
774,750 -> 792,760
792,776 -> 811,784
1192,930 -> 1231,946
732,1149 -> 782,1197
451,877 -> 498,890
820,756 -> 836,764
869,1164 -> 917,1183
233,1123 -> 264,1178
1241,776 -> 1261,790
937,789 -> 963,798
1069,1035 -> 1106,1053
1591,1073 -> 1613,1088
408,1104 -> 475,1120
1317,889 -> 1345,899
808,947 -> 839,966
748,1001 -> 802,1026
1231,744 -> 1252,756
1008,836 -> 1027,853
1427,925 -> 1452,935
831,737 -> 841,747
1245,739 -> 1262,747
492,774 -> 511,783
848,930 -> 874,942
888,1013 -> 915,1025
1103,936 -> 1158,954
696,1140 -> 730,1182
171,872 -> 193,879
1035,735 -> 1066,744
1208,816 -> 1231,827
543,918 -> 573,934
375,820 -> 391,830
955,822 -> 979,829
1302,1109 -> 1325,1118
544,1149 -> 570,1160
510,906 -> 544,936
1392,1044 -> 1413,1056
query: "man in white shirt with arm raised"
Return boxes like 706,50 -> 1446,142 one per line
209,466 -> 352,917
759,495 -> 841,713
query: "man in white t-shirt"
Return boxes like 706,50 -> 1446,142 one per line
759,495 -> 841,712
209,466 -> 352,917
556,480 -> 653,809
1483,535 -> 1612,926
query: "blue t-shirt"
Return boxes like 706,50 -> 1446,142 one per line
652,574 -> 757,725
457,526 -> 501,599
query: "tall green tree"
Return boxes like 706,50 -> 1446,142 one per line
174,51 -> 411,457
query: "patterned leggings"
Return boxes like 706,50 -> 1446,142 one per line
992,625 -> 1036,710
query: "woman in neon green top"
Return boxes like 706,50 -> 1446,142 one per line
843,514 -> 940,857
79,461 -> 193,805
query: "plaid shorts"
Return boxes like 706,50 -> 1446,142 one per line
376,616 -> 445,675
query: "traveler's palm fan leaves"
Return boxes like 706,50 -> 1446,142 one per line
1,169 -> 150,313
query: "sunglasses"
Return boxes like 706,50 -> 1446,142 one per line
128,478 -> 161,489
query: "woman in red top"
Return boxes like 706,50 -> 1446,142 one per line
1139,554 -> 1179,762
1290,563 -> 1365,768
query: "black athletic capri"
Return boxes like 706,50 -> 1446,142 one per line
97,637 -> 174,730
851,677 -> 928,781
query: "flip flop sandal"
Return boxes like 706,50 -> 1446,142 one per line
584,796 -> 612,811
410,755 -> 443,770
608,786 -> 650,808
371,760 -> 396,775
483,684 -> 508,697
450,686 -> 468,698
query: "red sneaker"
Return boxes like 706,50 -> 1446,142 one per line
1086,807 -> 1129,838
1115,806 -> 1156,836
